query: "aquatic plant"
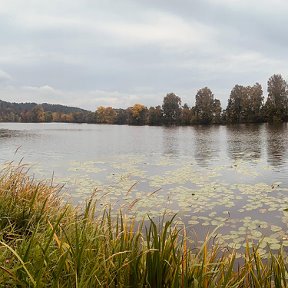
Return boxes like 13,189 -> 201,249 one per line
0,164 -> 287,287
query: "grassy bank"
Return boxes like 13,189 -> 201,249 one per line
0,164 -> 287,287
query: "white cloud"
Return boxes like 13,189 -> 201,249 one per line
0,70 -> 11,82
22,85 -> 58,93
96,13 -> 216,49
5,4 -> 215,50
0,85 -> 61,104
0,85 -> 161,110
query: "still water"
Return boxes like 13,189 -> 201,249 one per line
1,123 -> 288,255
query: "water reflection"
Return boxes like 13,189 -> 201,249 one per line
0,129 -> 21,161
226,124 -> 263,161
162,127 -> 180,156
0,129 -> 19,139
265,123 -> 288,167
193,125 -> 220,167
2,122 -> 288,174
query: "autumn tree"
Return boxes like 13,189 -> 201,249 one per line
31,105 -> 45,122
52,112 -> 61,122
96,106 -> 106,123
264,74 -> 288,122
127,103 -> 148,125
96,106 -> 117,124
162,93 -> 181,125
60,113 -> 74,122
104,107 -> 117,124
20,110 -> 32,122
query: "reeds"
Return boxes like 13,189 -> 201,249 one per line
0,163 -> 287,287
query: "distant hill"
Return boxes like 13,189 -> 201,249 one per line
0,99 -> 92,122
0,99 -> 89,113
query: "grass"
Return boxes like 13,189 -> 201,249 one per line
0,163 -> 287,287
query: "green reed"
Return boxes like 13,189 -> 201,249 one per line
0,163 -> 287,287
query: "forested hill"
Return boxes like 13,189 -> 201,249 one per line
0,99 -> 91,123
0,100 -> 87,113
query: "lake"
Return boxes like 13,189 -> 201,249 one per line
1,122 -> 288,256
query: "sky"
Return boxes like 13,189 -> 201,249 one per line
0,0 -> 287,111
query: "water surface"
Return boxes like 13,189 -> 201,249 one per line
1,123 -> 288,255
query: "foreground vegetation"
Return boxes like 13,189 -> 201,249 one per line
1,74 -> 288,125
0,164 -> 288,287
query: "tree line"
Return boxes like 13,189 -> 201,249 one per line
1,74 -> 288,125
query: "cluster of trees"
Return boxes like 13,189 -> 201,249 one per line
1,74 -> 288,125
0,101 -> 92,123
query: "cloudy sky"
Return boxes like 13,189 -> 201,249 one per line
0,0 -> 287,110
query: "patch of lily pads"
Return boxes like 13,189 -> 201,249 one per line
3,152 -> 288,258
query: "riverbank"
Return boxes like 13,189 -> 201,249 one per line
0,164 -> 287,287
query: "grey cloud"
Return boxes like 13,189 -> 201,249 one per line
0,69 -> 12,84
0,0 -> 287,109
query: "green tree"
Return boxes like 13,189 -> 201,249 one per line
194,87 -> 215,124
226,85 -> 244,123
162,93 -> 181,125
114,109 -> 128,125
212,99 -> 222,124
226,83 -> 264,123
72,112 -> 86,123
180,103 -> 192,125
264,74 -> 288,122
85,112 -> 97,123
45,111 -> 53,122
246,83 -> 263,122
147,106 -> 163,126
